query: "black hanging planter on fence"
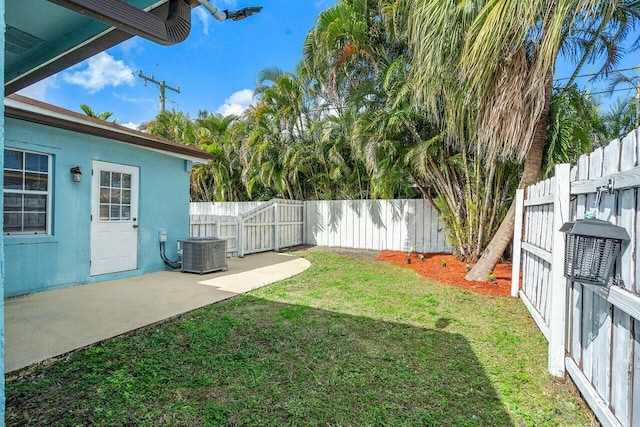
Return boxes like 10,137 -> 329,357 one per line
560,219 -> 630,286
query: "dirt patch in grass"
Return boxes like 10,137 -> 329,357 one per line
378,251 -> 513,296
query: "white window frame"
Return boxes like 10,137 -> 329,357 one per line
3,148 -> 52,236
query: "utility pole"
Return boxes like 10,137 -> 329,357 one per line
137,70 -> 180,112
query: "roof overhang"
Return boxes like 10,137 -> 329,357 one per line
5,0 -> 201,95
5,94 -> 215,164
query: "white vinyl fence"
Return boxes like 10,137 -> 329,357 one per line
190,199 -> 304,257
191,198 -> 452,256
239,199 -> 304,256
304,199 -> 451,253
190,214 -> 239,255
190,201 -> 268,216
513,128 -> 640,427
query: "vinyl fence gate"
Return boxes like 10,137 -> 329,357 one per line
190,199 -> 304,257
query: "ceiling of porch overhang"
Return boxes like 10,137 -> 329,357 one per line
5,0 -> 199,95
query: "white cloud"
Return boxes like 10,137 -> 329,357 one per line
194,6 -> 211,35
119,38 -> 144,57
62,52 -> 135,93
216,89 -> 255,116
121,122 -> 142,130
16,75 -> 59,101
113,92 -> 155,105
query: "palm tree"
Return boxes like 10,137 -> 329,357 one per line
79,104 -> 116,122
142,109 -> 196,145
604,68 -> 640,137
604,96 -> 638,139
407,0 -> 640,280
244,66 -> 316,200
190,112 -> 249,202
302,0 -> 523,259
304,0 -> 410,200
543,84 -> 608,178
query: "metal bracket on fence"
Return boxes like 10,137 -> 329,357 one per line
586,178 -> 615,219
611,241 -> 626,289
610,277 -> 625,288
602,177 -> 615,193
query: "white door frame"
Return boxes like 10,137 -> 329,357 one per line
90,160 -> 139,276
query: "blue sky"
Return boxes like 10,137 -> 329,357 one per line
554,36 -> 640,112
18,1 -> 639,127
19,0 -> 336,128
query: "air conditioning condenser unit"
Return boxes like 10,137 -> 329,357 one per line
179,237 -> 227,274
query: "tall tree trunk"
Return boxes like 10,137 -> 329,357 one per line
465,73 -> 552,281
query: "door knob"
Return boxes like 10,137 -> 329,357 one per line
133,224 -> 139,229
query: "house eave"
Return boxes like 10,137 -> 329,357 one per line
5,0 -> 202,95
5,94 -> 214,164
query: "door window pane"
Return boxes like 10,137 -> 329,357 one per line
100,188 -> 109,203
110,206 -> 121,220
110,189 -> 121,204
111,173 -> 121,188
100,171 -> 110,187
121,206 -> 131,220
122,174 -> 131,189
100,205 -> 109,220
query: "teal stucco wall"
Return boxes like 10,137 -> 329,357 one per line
1,0 -> 6,418
4,117 -> 192,297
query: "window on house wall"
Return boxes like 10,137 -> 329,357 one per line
3,148 -> 51,235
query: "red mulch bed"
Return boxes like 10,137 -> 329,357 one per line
377,251 -> 513,296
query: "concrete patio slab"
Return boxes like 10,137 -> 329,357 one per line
5,252 -> 310,373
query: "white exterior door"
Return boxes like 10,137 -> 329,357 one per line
90,161 -> 139,276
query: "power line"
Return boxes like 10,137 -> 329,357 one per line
554,66 -> 639,82
587,86 -> 636,96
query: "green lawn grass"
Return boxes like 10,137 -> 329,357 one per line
7,250 -> 596,426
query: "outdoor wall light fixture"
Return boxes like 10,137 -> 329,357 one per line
561,178 -> 629,287
70,166 -> 82,182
